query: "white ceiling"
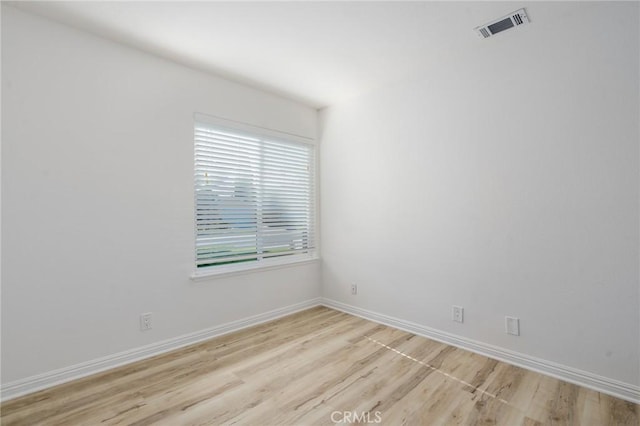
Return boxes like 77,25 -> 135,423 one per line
11,1 -> 567,109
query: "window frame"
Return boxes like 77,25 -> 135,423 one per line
191,113 -> 318,280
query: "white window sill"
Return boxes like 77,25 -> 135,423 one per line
190,255 -> 319,281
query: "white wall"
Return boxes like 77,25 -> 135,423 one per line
320,3 -> 639,386
1,5 -> 319,385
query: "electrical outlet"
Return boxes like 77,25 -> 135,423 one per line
351,284 -> 358,295
452,306 -> 464,323
505,316 -> 519,336
140,313 -> 152,331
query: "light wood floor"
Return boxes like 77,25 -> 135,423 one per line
1,307 -> 638,425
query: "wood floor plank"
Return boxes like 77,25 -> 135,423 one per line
2,306 -> 638,425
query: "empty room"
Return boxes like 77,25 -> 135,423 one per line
1,1 -> 638,425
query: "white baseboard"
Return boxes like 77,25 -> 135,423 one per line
0,297 -> 322,402
3,297 -> 638,405
321,298 -> 640,404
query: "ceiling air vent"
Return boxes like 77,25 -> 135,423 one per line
475,8 -> 530,39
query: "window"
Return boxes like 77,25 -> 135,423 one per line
194,115 -> 316,274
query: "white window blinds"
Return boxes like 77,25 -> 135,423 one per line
195,119 -> 316,269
